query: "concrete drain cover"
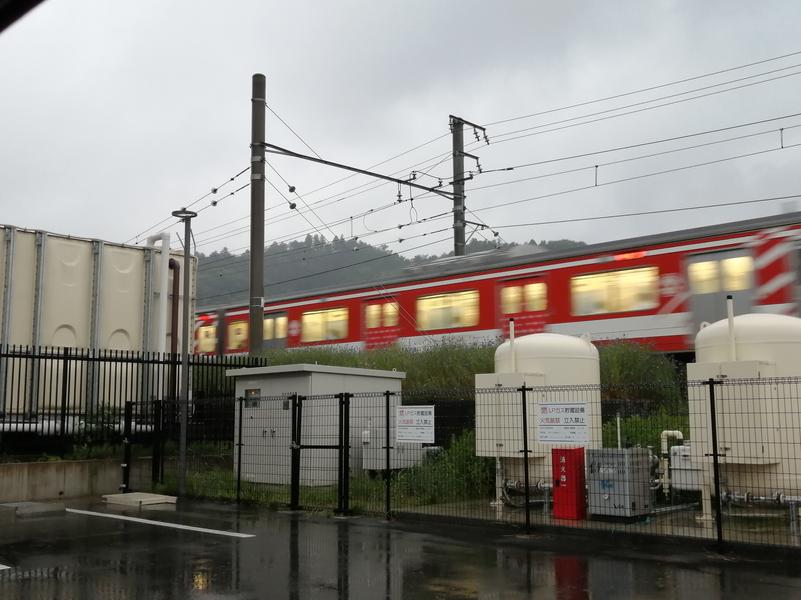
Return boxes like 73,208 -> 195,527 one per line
102,493 -> 177,507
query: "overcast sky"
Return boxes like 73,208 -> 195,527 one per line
2,0 -> 801,261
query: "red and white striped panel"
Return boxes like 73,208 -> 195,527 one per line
751,226 -> 799,315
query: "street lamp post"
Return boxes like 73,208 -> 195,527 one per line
172,208 -> 197,496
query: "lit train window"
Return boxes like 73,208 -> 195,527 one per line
366,302 -> 400,328
688,256 -> 753,294
383,302 -> 399,327
227,321 -> 248,351
263,314 -> 288,340
524,282 -> 547,312
197,325 -> 217,353
301,308 -> 349,342
275,315 -> 287,339
501,286 -> 522,315
571,267 -> 658,316
417,290 -> 479,331
366,304 -> 381,329
688,261 -> 720,294
722,256 -> 753,291
502,282 -> 547,314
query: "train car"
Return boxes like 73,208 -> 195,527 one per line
195,212 -> 801,356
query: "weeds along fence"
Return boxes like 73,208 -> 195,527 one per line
0,345 -> 266,458
136,378 -> 801,551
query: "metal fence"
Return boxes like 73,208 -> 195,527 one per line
126,377 -> 801,551
5,344 -> 801,552
0,345 -> 265,459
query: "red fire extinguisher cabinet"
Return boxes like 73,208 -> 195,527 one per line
552,447 -> 586,520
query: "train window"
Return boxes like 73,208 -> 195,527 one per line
227,321 -> 248,351
196,325 -> 217,353
688,261 -> 720,294
263,314 -> 288,340
722,256 -> 753,291
571,267 -> 658,315
366,302 -> 399,328
383,302 -> 399,327
502,282 -> 546,314
366,304 -> 381,329
501,286 -> 522,314
263,318 -> 275,340
524,282 -> 547,312
301,307 -> 349,342
275,315 -> 287,339
417,290 -> 479,331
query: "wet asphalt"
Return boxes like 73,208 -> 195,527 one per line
0,499 -> 800,599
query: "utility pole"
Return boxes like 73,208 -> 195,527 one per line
249,74 -> 266,356
449,115 -> 488,257
171,208 -> 196,497
450,116 -> 465,256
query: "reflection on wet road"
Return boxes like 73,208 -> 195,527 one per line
0,501 -> 799,599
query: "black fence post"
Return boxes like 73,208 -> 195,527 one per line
337,393 -> 344,513
707,378 -> 725,548
121,400 -> 133,493
384,390 -> 394,519
290,393 -> 303,510
236,396 -> 244,503
151,399 -> 162,486
519,386 -> 532,533
59,347 -> 70,437
343,392 -> 352,514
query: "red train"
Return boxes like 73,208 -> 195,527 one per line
195,212 -> 801,356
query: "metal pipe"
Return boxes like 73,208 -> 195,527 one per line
724,489 -> 801,506
168,259 -> 180,356
726,294 -> 736,361
659,430 -> 684,497
509,318 -> 516,373
616,412 -> 622,449
146,233 -> 171,353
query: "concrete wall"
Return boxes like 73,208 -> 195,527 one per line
0,459 -> 144,502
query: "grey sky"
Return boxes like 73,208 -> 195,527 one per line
2,0 -> 801,262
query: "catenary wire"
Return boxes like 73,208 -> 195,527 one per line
486,48 -> 801,126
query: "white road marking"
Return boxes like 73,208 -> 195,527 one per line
65,508 -> 255,538
0,563 -> 11,571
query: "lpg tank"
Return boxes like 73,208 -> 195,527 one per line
494,333 -> 600,386
695,313 -> 801,376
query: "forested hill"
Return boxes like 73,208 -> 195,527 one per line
196,236 -> 586,308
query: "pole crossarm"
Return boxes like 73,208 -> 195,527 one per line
262,143 -> 457,200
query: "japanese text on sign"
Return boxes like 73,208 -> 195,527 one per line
396,405 -> 435,443
538,403 -> 588,444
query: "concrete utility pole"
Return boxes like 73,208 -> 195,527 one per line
249,74 -> 266,355
171,208 -> 196,497
450,116 -> 466,257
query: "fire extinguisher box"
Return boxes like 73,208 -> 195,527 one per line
552,447 -> 586,520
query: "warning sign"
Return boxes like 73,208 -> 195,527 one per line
396,405 -> 435,443
538,403 -> 588,444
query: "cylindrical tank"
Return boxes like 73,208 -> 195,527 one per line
495,333 -> 600,386
696,313 -> 801,376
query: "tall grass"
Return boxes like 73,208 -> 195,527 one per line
262,343 -> 496,392
262,340 -> 686,398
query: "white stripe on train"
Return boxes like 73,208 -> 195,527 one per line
756,272 -> 796,299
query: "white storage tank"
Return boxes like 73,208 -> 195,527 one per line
695,313 -> 801,375
475,332 -> 602,495
494,333 -> 601,384
687,313 -> 801,513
